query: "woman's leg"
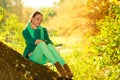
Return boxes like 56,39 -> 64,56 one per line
29,47 -> 48,64
47,44 -> 73,78
29,42 -> 66,77
47,43 -> 66,65
29,42 -> 57,65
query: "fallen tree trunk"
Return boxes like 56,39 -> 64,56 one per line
0,41 -> 58,80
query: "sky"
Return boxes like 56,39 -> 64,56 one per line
22,0 -> 60,8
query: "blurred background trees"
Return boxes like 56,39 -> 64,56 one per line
0,0 -> 120,80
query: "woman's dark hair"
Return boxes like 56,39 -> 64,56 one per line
31,11 -> 43,18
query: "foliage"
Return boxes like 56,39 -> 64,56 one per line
0,12 -> 25,54
89,3 -> 120,80
63,51 -> 98,80
60,1 -> 120,80
0,0 -> 23,20
0,7 -> 3,21
87,0 -> 110,21
47,0 -> 113,36
0,7 -> 5,24
40,7 -> 56,23
22,7 -> 35,23
63,3 -> 120,79
48,0 -> 89,36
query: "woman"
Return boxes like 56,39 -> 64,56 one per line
22,11 -> 73,78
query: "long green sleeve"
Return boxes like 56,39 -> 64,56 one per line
22,29 -> 36,45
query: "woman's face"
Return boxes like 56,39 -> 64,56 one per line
31,14 -> 42,26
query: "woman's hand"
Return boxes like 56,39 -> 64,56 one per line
35,39 -> 43,45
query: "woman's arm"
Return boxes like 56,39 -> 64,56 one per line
44,28 -> 53,44
22,30 -> 36,45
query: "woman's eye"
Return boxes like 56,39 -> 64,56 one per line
36,18 -> 42,21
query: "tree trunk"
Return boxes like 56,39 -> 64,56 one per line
0,41 -> 58,80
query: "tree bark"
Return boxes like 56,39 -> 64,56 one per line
0,41 -> 58,80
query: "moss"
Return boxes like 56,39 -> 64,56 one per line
0,41 -> 58,80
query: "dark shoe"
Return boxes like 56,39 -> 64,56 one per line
65,77 -> 73,80
54,62 -> 67,77
63,64 -> 73,78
